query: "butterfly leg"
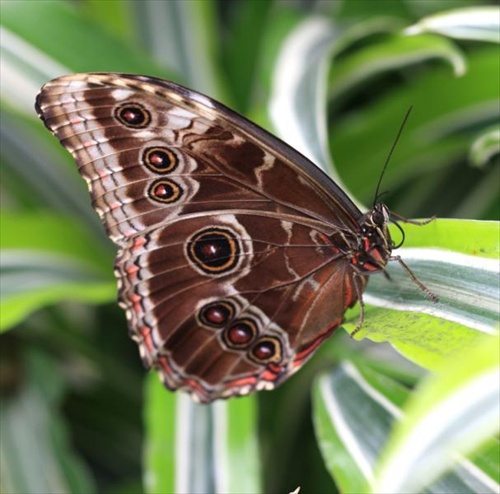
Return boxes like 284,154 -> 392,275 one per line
390,255 -> 439,302
350,274 -> 366,337
390,212 -> 436,226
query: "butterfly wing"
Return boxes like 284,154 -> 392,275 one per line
36,73 -> 364,402
117,212 -> 362,401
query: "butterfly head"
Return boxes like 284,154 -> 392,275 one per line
348,203 -> 393,275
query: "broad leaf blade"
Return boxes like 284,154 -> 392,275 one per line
131,0 -> 224,97
365,247 -> 499,332
330,33 -> 466,101
313,360 -> 499,494
0,250 -> 115,331
144,376 -> 260,494
350,219 -> 500,369
405,6 -> 500,43
313,362 -> 405,493
269,17 -> 340,174
0,213 -> 115,331
470,127 -> 500,168
373,336 -> 500,493
0,349 -> 95,494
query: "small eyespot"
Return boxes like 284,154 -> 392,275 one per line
199,301 -> 235,328
143,147 -> 178,173
249,337 -> 282,364
148,179 -> 182,203
115,103 -> 151,128
224,319 -> 256,348
186,227 -> 240,275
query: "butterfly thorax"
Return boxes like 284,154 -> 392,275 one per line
347,203 -> 393,275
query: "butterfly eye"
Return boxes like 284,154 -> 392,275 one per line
372,204 -> 390,226
115,102 -> 151,128
372,211 -> 384,226
372,203 -> 390,226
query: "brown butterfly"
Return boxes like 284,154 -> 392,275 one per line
35,73 -> 434,403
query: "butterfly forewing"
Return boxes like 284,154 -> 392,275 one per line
36,73 -> 384,403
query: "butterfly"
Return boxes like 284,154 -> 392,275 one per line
35,73 -> 433,403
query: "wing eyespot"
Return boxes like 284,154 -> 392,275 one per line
148,179 -> 182,203
223,318 -> 257,348
199,301 -> 235,327
115,102 -> 151,128
249,337 -> 282,364
143,147 -> 178,173
186,227 -> 240,275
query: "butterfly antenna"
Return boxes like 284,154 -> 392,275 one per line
373,106 -> 413,206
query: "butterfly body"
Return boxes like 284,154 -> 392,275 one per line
36,73 -> 393,403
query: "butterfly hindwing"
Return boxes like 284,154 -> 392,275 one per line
116,212 -> 359,401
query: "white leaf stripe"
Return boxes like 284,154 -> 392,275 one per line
318,361 -> 403,483
374,368 -> 500,492
365,248 -> 500,333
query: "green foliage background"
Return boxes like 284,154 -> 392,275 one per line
1,1 -> 498,493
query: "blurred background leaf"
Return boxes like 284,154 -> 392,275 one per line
1,1 -> 498,493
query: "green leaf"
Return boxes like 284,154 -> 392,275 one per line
143,377 -> 176,494
130,0 -> 225,97
0,212 -> 115,330
0,250 -> 115,331
269,17 -> 341,175
390,219 -> 499,258
313,362 -> 406,493
330,47 -> 499,204
470,126 -> 500,168
0,212 -> 112,267
405,6 -> 500,43
373,335 -> 500,493
313,360 -> 499,494
366,246 -> 499,333
82,0 -> 136,41
330,33 -> 466,102
220,0 -> 275,112
0,0 -> 171,116
144,376 -> 260,494
347,219 -> 500,369
0,349 -> 96,493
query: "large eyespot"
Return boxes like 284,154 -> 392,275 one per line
249,337 -> 282,364
115,102 -> 151,128
143,147 -> 178,174
148,179 -> 182,203
223,318 -> 257,348
187,227 -> 240,275
199,301 -> 235,328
